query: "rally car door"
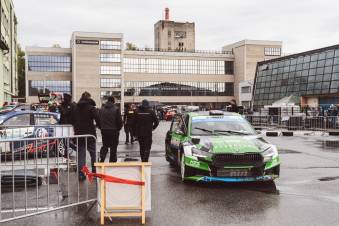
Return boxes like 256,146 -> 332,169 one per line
169,115 -> 186,162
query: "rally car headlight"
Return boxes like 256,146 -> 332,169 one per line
262,145 -> 278,162
192,147 -> 212,158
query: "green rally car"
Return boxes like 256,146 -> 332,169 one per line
165,111 -> 280,182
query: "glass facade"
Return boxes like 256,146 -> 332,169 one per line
28,80 -> 71,95
100,40 -> 121,50
124,81 -> 234,96
124,58 -> 233,75
100,53 -> 121,63
100,66 -> 121,75
28,55 -> 72,72
253,47 -> 339,110
100,91 -> 121,100
100,78 -> 121,88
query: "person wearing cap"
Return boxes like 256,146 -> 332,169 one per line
133,99 -> 159,162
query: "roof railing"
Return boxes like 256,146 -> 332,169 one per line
125,47 -> 233,55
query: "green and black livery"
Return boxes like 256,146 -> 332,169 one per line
165,111 -> 280,182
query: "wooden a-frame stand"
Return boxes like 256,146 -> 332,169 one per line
94,162 -> 151,225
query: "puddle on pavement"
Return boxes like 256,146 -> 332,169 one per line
187,180 -> 280,195
302,138 -> 339,153
318,176 -> 339,181
279,149 -> 301,154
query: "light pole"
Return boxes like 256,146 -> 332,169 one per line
43,73 -> 49,94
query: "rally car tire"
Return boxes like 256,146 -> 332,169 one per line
180,153 -> 194,181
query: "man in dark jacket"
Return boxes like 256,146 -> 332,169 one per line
99,96 -> 123,162
124,104 -> 136,144
59,93 -> 76,124
133,99 -> 159,162
71,92 -> 101,178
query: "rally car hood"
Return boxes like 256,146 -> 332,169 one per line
192,135 -> 269,154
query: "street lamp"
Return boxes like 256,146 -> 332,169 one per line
43,73 -> 49,94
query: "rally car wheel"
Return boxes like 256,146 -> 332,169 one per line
180,153 -> 194,181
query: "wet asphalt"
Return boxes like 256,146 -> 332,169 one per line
2,121 -> 339,226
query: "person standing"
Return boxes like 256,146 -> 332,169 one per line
133,99 -> 159,162
98,96 -> 122,162
228,99 -> 239,113
124,104 -> 136,144
71,92 -> 101,179
59,93 -> 76,124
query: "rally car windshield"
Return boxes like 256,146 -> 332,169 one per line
191,116 -> 256,136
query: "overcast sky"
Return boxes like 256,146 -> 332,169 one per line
13,0 -> 339,54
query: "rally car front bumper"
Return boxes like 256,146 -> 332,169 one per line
183,155 -> 280,182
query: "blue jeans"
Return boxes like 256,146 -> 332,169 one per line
77,137 -> 96,174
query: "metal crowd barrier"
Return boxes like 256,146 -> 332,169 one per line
245,115 -> 339,132
0,134 -> 97,223
0,125 -> 74,140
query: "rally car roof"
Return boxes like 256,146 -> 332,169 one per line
185,111 -> 240,117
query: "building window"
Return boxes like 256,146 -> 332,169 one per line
123,58 -> 230,75
28,80 -> 71,96
124,81 -> 234,96
168,31 -> 171,37
241,86 -> 251,93
264,47 -> 281,56
225,61 -> 234,74
28,55 -> 72,72
100,78 -> 121,88
100,53 -> 121,63
242,101 -> 251,108
101,91 -> 121,100
100,40 -> 121,50
100,66 -> 121,75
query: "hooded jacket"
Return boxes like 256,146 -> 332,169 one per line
71,98 -> 101,136
99,101 -> 123,131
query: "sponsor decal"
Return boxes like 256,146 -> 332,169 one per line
76,39 -> 99,45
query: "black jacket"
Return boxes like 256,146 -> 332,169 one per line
124,109 -> 136,127
99,101 -> 123,131
71,98 -> 101,136
133,106 -> 159,137
59,102 -> 76,124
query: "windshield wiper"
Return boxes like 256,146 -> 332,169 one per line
214,130 -> 252,135
194,127 -> 214,134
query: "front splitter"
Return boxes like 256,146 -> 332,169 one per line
186,175 -> 278,182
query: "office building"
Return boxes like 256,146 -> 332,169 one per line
0,0 -> 18,104
253,44 -> 339,110
222,40 -> 282,108
26,10 -> 282,111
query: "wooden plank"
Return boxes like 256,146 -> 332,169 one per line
100,166 -> 105,225
105,212 -> 142,217
106,206 -> 141,210
95,162 -> 152,167
141,165 -> 146,224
